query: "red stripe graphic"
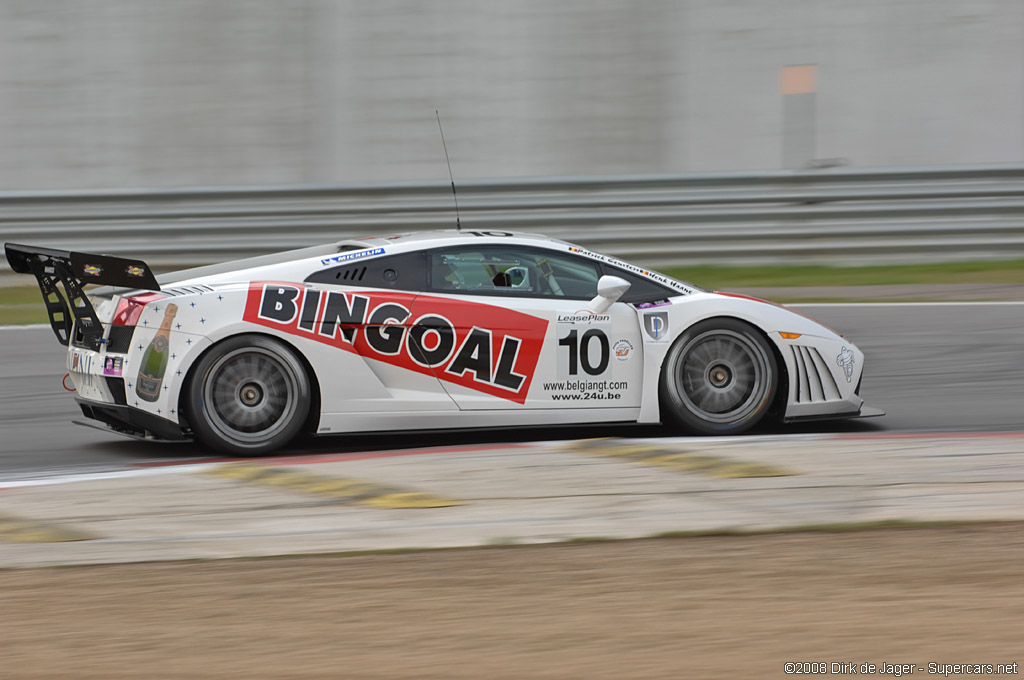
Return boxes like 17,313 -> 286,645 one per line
243,283 -> 547,403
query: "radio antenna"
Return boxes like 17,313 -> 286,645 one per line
435,110 -> 461,232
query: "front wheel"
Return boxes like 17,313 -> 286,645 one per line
659,319 -> 777,435
185,335 -> 311,455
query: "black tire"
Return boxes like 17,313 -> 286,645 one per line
185,335 -> 311,456
659,318 -> 777,435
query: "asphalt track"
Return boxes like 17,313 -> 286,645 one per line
2,302 -> 1022,479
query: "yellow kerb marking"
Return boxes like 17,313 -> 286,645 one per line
712,463 -> 795,478
200,464 -> 461,508
257,471 -> 312,487
564,440 -> 798,478
303,479 -> 368,494
0,513 -> 97,543
205,463 -> 266,480
362,493 -> 461,509
322,483 -> 386,499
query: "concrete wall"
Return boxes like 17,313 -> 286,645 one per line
0,0 -> 1021,190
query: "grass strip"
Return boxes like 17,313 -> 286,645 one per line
663,259 -> 1024,289
3,259 -> 1024,325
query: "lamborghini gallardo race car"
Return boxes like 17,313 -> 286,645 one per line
5,231 -> 881,455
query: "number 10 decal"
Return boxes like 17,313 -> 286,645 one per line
558,329 -> 610,376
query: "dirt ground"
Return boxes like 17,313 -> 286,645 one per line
3,523 -> 1023,679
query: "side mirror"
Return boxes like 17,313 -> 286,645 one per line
587,275 -> 631,314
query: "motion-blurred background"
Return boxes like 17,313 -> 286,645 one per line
4,8 -> 1024,677
2,0 -> 1022,190
2,0 -> 1024,300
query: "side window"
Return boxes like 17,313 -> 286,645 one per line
428,247 -> 601,299
600,267 -> 678,304
304,251 -> 426,291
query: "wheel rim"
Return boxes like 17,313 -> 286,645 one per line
670,329 -> 771,424
202,346 -> 300,444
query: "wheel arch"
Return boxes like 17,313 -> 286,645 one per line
656,314 -> 790,429
178,330 -> 322,437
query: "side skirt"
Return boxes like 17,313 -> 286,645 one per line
783,405 -> 885,423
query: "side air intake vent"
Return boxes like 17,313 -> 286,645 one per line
789,345 -> 842,404
335,266 -> 367,281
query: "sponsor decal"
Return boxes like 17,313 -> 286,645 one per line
83,264 -> 103,277
103,356 -> 124,377
642,311 -> 669,342
126,265 -> 146,278
836,346 -> 855,383
136,305 -> 177,402
320,247 -> 386,266
633,299 -> 672,309
612,339 -> 634,361
70,351 -> 97,390
556,311 -> 610,324
556,309 -> 612,379
541,378 -> 628,401
565,246 -> 692,294
244,283 -> 547,403
71,351 -> 94,374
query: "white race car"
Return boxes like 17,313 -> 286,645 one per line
6,231 -> 882,455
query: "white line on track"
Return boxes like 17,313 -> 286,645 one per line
4,429 -> 1021,490
0,435 -> 834,489
0,463 -> 218,489
535,433 -> 834,447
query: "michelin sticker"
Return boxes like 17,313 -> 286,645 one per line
320,247 -> 386,266
836,346 -> 855,383
642,311 -> 669,343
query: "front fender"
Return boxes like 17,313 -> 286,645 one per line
636,293 -> 863,423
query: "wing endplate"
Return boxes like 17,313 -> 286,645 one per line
4,243 -> 160,348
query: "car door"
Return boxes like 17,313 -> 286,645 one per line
417,244 -> 646,411
298,250 -> 460,413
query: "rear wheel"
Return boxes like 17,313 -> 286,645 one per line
186,335 -> 311,455
659,318 -> 777,435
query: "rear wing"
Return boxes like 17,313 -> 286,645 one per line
4,243 -> 160,349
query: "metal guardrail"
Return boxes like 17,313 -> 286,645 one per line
2,163 -> 1024,273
